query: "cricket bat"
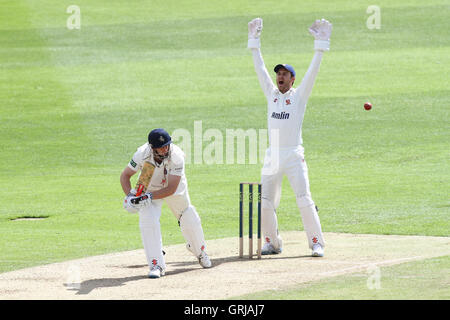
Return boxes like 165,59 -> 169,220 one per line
131,161 -> 155,204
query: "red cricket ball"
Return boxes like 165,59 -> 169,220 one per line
364,102 -> 372,110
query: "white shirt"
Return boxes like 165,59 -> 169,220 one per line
251,48 -> 323,147
127,143 -> 187,195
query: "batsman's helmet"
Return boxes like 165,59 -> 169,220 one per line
148,128 -> 172,149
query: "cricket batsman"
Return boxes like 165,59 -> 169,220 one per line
247,18 -> 332,257
120,128 -> 212,278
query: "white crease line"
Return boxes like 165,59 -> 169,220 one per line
318,255 -> 428,276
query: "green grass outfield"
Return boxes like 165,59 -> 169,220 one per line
235,255 -> 450,300
0,0 -> 448,299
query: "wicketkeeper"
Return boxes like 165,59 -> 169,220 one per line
120,128 -> 212,278
247,18 -> 332,257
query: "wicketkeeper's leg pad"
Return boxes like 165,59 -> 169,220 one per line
261,198 -> 282,249
296,195 -> 325,249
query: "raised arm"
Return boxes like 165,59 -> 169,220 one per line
247,18 -> 275,99
296,19 -> 332,104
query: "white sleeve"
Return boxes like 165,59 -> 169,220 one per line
127,143 -> 149,172
251,48 -> 276,99
294,50 -> 324,105
128,150 -> 143,172
169,147 -> 185,177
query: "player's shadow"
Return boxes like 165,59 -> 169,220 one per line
166,253 -> 312,270
72,264 -> 207,295
73,275 -> 147,295
72,254 -> 310,295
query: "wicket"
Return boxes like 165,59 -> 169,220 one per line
239,182 -> 262,259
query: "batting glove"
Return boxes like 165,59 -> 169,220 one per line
248,17 -> 263,49
308,19 -> 332,51
123,189 -> 139,214
130,192 -> 153,208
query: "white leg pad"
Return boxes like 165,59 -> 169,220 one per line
179,205 -> 207,257
260,171 -> 284,250
296,196 -> 325,249
139,203 -> 165,270
261,198 -> 282,249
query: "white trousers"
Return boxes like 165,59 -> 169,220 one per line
261,146 -> 324,249
138,191 -> 207,271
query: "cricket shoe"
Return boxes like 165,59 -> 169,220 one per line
261,242 -> 282,255
148,265 -> 165,279
187,243 -> 212,268
198,251 -> 212,268
312,244 -> 324,257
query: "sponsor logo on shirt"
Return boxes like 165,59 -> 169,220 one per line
271,111 -> 290,120
172,167 -> 183,174
130,159 -> 137,168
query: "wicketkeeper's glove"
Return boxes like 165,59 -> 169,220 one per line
308,19 -> 332,51
248,17 -> 263,49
